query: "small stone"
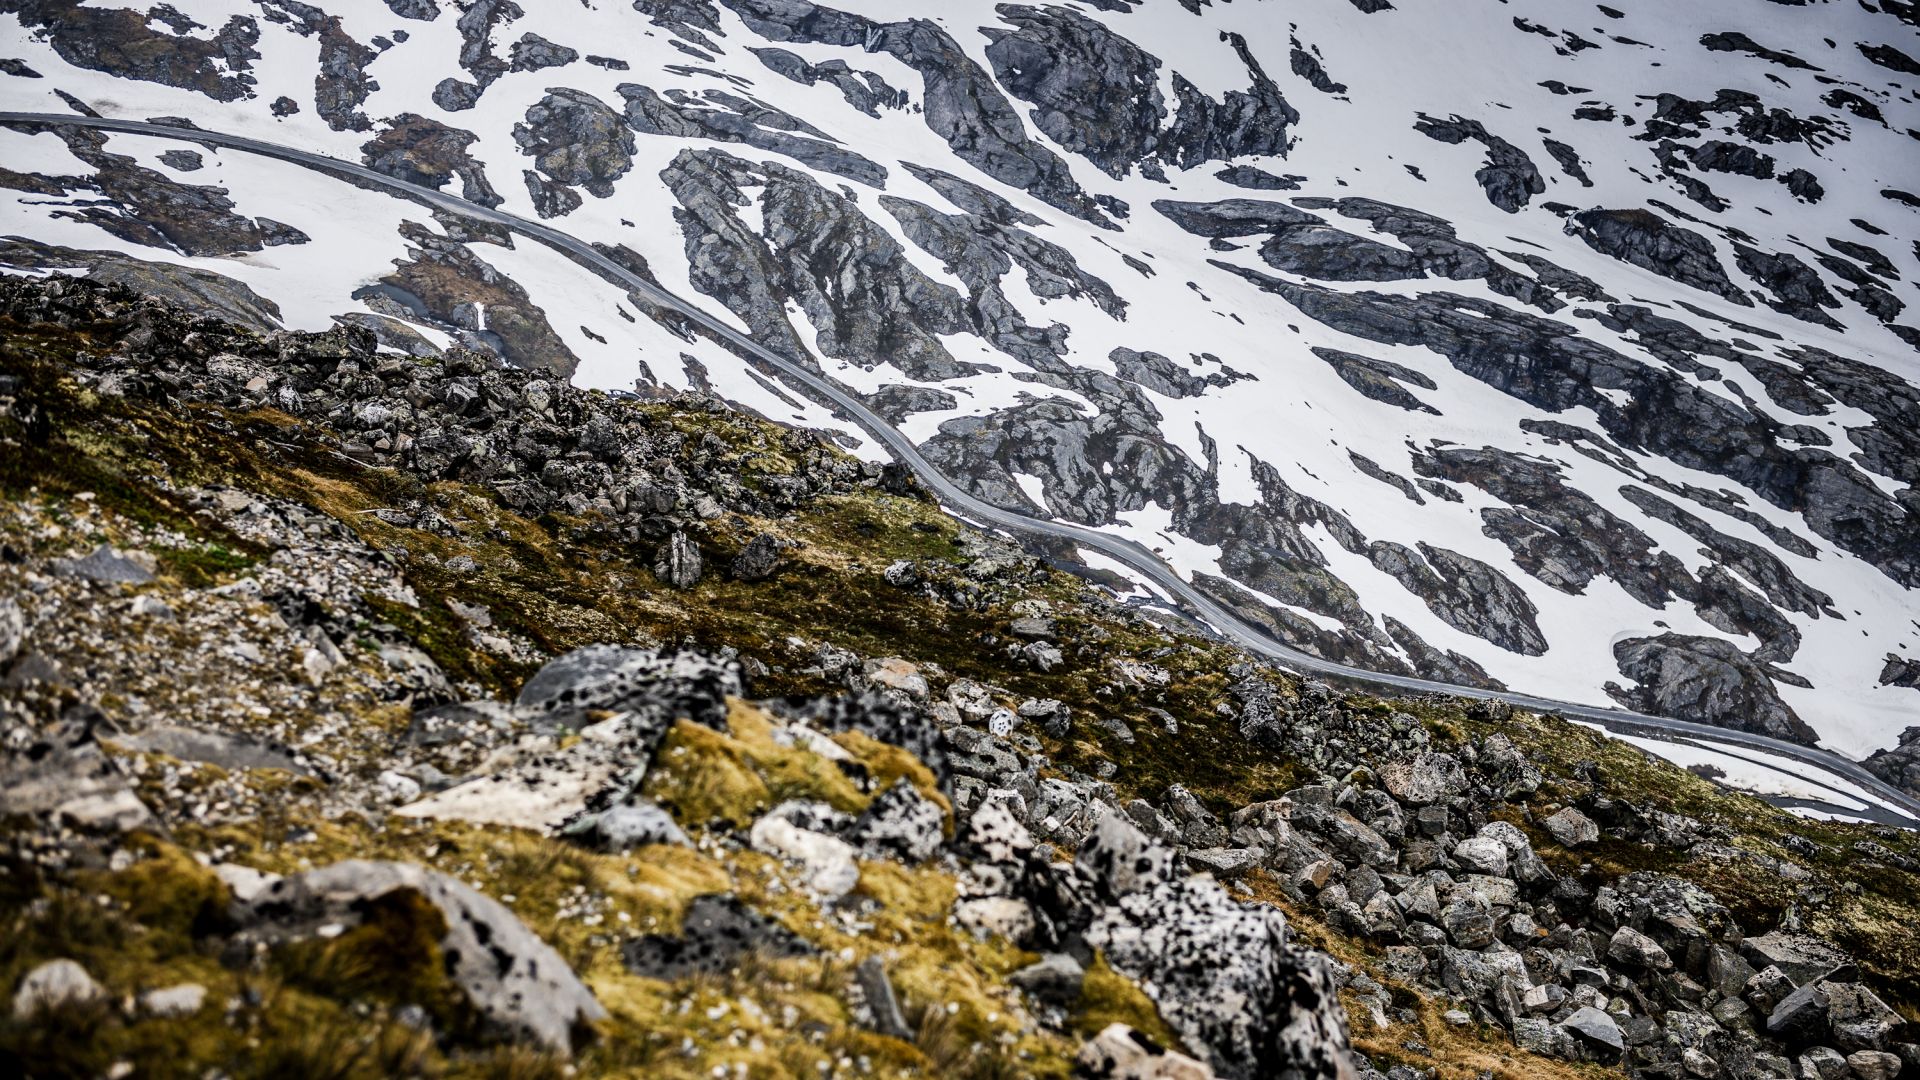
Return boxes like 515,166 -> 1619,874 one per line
0,597 -> 21,663
1798,1047 -> 1850,1080
1542,806 -> 1599,847
140,983 -> 207,1017
730,533 -> 780,581
51,545 -> 154,584
862,657 -> 929,699
1846,1050 -> 1904,1080
1559,1006 -> 1625,1055
1452,835 -> 1509,877
954,896 -> 1034,941
1075,1023 -> 1216,1079
11,959 -> 101,1019
855,956 -> 912,1040
1607,926 -> 1674,971
587,801 -> 690,851
749,814 -> 860,899
1184,847 -> 1262,878
129,594 -> 175,620
1010,952 -> 1086,1005
377,770 -> 422,802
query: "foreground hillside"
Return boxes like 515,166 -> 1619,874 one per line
2,0 -> 1919,765
3,275 -> 1918,1078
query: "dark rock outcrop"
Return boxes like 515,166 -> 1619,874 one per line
1607,633 -> 1816,743
361,113 -> 501,208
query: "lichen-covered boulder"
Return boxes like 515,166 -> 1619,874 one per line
232,860 -> 605,1053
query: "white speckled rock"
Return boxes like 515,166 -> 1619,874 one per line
750,813 -> 860,899
233,860 -> 605,1053
12,959 -> 101,1019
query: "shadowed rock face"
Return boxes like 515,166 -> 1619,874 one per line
1412,113 -> 1545,213
513,88 -> 635,211
1568,208 -> 1749,304
718,0 -> 1114,226
0,125 -> 307,257
980,4 -> 1168,180
0,238 -> 284,330
0,0 -> 261,100
361,113 -> 501,208
1607,633 -> 1817,744
257,0 -> 380,132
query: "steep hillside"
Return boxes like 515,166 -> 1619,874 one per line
3,271 -> 1920,1079
1,0 -> 1917,781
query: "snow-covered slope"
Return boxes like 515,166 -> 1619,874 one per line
3,0 -> 1918,771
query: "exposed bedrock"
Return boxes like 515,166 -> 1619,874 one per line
1366,542 -> 1548,656
1412,113 -> 1545,213
2,124 -> 308,258
513,88 -> 635,211
361,113 -> 501,208
1866,723 -> 1920,797
619,81 -> 887,187
1606,633 -> 1816,745
661,148 -> 982,381
1215,268 -> 1920,590
1567,208 -> 1749,305
719,0 -> 1111,226
0,0 -> 260,101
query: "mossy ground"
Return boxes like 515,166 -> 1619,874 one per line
5,308 -> 1920,1076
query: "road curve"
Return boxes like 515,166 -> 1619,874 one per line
9,111 -> 1917,828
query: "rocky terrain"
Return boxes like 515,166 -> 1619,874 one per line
5,274 -> 1920,1078
1,1 -> 1919,1077
2,0 -> 1917,783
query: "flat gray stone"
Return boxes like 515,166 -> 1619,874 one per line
51,545 -> 154,584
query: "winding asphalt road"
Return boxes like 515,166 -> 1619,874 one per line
9,111 -> 1918,828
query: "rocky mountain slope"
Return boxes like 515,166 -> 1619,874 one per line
0,0 -> 1917,785
5,273 -> 1920,1078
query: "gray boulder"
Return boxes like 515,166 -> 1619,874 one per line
1608,926 -> 1675,972
1847,1050 -> 1904,1080
51,544 -> 154,584
1560,1006 -> 1625,1057
233,860 -> 605,1053
730,533 -> 781,581
1451,835 -> 1509,877
1542,806 -> 1599,848
1741,930 -> 1853,987
1378,751 -> 1466,805
848,778 -> 945,862
654,529 -> 703,587
11,959 -> 102,1019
